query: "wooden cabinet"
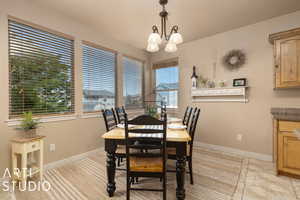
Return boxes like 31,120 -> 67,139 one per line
269,28 -> 300,89
275,120 -> 300,177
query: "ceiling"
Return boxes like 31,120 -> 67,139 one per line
31,0 -> 300,50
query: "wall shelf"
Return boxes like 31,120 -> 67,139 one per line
191,87 -> 249,103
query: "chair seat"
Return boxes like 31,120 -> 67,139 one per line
167,145 -> 190,156
116,145 -> 126,154
130,157 -> 163,172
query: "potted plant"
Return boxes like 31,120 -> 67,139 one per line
145,105 -> 159,119
17,112 -> 40,138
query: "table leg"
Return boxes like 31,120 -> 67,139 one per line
21,153 -> 27,189
39,140 -> 44,181
105,140 -> 117,197
12,152 -> 17,182
176,142 -> 186,200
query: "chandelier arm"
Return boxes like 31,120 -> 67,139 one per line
167,25 -> 179,40
152,25 -> 159,34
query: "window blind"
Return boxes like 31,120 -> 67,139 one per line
82,43 -> 116,112
8,20 -> 75,118
155,66 -> 179,108
123,57 -> 143,108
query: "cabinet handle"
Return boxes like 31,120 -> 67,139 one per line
32,144 -> 36,148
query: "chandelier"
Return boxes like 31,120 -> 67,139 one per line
147,0 -> 183,53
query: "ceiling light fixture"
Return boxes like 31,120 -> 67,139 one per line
147,0 -> 183,53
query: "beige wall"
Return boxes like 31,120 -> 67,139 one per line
150,11 -> 300,156
0,0 -> 150,173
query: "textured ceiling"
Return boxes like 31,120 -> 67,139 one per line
31,0 -> 300,50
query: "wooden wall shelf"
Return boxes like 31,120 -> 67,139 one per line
191,87 -> 249,103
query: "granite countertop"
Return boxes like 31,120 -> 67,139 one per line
271,107 -> 300,121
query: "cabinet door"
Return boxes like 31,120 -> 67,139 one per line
275,36 -> 300,88
278,132 -> 300,175
283,136 -> 300,170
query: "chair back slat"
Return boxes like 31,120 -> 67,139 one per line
188,108 -> 201,154
115,106 -> 126,124
102,108 -> 117,132
183,107 -> 193,126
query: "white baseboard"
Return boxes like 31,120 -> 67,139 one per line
194,141 -> 273,162
44,148 -> 102,170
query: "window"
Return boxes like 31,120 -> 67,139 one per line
8,20 -> 74,118
154,64 -> 179,108
82,43 -> 116,112
123,57 -> 144,108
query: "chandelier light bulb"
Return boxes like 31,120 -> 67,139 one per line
147,43 -> 159,52
165,42 -> 177,53
148,33 -> 162,45
169,33 -> 183,44
146,0 -> 182,53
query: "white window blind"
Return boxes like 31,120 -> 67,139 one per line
123,57 -> 143,108
8,20 -> 75,118
82,43 -> 116,112
155,65 -> 179,108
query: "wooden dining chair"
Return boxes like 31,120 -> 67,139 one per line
183,106 -> 193,126
115,106 -> 126,124
124,113 -> 168,200
160,104 -> 167,119
167,108 -> 200,184
102,108 -> 125,167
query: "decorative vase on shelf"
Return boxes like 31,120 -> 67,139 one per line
191,66 -> 198,89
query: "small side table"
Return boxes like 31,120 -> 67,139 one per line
11,135 -> 45,188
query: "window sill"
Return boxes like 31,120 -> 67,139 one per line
6,114 -> 78,126
80,113 -> 102,119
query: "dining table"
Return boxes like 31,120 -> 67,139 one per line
102,119 -> 191,200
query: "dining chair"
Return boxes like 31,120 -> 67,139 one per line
115,106 -> 126,124
183,106 -> 193,126
160,104 -> 167,119
124,113 -> 167,200
102,108 -> 125,167
167,107 -> 200,184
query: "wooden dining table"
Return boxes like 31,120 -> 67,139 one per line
102,123 -> 191,200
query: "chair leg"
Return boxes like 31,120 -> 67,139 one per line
163,175 -> 166,200
188,158 -> 194,185
117,158 -> 121,167
127,176 -> 130,200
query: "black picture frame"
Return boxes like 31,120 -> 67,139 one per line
233,78 -> 247,87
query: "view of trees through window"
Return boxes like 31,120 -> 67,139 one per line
9,20 -> 74,118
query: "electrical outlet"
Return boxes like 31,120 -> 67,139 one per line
50,144 -> 56,152
236,134 -> 243,141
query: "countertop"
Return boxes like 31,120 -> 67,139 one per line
271,107 -> 300,121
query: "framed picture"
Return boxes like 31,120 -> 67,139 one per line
233,78 -> 247,87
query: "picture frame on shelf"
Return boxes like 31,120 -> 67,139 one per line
233,78 -> 247,87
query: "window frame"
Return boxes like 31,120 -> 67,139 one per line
153,60 -> 179,109
81,40 -> 118,114
8,17 -> 75,119
122,55 -> 145,110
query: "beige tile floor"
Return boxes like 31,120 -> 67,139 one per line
237,158 -> 300,200
0,184 -> 15,200
8,147 -> 300,200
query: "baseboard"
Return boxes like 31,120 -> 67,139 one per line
44,148 -> 102,170
194,141 -> 273,162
